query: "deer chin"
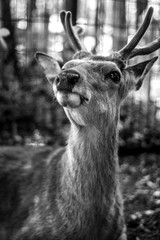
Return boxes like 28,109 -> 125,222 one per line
56,91 -> 89,108
64,107 -> 86,126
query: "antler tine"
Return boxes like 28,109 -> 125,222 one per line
60,10 -> 84,52
65,11 -> 84,51
129,37 -> 160,59
119,7 -> 153,59
60,11 -> 67,32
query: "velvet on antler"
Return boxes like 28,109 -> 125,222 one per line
60,11 -> 85,52
61,7 -> 160,62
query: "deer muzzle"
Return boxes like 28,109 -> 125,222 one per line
55,70 -> 80,92
54,70 -> 89,108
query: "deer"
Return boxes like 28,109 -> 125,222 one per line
0,6 -> 160,240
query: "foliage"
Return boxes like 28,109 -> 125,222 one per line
119,98 -> 160,154
0,61 -> 67,145
120,153 -> 160,239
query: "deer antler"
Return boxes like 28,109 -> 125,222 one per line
129,37 -> 160,59
119,7 -> 160,60
60,10 -> 85,52
60,8 -> 160,60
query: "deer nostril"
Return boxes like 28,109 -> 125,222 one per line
69,77 -> 78,86
67,73 -> 80,86
55,76 -> 60,85
55,71 -> 80,91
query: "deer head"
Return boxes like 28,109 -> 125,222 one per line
36,7 -> 159,127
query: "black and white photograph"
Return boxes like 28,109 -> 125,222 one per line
0,0 -> 160,239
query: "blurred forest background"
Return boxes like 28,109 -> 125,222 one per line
0,1 -> 160,238
0,0 -> 160,152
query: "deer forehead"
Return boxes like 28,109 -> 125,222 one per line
63,59 -> 122,76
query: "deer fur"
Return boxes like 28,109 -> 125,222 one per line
0,7 -> 160,240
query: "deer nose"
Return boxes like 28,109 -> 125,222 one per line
55,70 -> 80,91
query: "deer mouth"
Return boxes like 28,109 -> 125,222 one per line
56,90 -> 89,108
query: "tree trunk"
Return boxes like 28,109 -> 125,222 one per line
0,0 -> 20,80
136,0 -> 148,29
112,0 -> 127,51
27,0 -> 36,28
93,0 -> 105,54
64,0 -> 78,25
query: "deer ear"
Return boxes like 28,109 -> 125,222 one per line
125,56 -> 158,90
35,52 -> 62,84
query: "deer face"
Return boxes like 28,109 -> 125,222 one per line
36,55 -> 123,126
37,55 -> 121,126
36,7 -> 160,126
55,57 -> 123,126
36,53 -> 156,126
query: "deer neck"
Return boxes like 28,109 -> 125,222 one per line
62,113 -> 119,207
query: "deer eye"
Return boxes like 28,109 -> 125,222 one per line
105,71 -> 121,84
